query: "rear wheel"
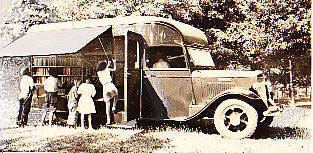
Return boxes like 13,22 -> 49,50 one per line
214,99 -> 258,139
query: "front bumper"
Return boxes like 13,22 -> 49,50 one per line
263,106 -> 284,116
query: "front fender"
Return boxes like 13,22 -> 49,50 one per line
186,88 -> 268,121
212,88 -> 259,101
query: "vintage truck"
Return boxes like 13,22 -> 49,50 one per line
0,16 -> 281,139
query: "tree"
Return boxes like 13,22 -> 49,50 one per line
0,0 -> 52,47
1,0 -> 311,87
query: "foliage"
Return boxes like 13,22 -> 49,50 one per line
177,0 -> 311,87
0,0 -> 311,87
0,0 -> 53,47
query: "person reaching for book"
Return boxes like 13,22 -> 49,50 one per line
97,58 -> 118,125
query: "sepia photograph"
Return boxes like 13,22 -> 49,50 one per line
0,0 -> 311,152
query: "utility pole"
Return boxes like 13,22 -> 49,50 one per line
289,58 -> 295,107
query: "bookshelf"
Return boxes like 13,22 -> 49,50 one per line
31,54 -> 107,88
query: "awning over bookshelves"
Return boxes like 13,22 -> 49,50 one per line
0,26 -> 111,57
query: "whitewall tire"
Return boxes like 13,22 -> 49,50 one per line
214,99 -> 258,139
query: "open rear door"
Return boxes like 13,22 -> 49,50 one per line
123,31 -> 147,122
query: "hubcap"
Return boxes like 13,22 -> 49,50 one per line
223,106 -> 248,132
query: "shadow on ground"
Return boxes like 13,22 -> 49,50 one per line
137,119 -> 219,135
2,129 -> 172,152
252,126 -> 311,139
42,130 -> 171,152
138,119 -> 311,140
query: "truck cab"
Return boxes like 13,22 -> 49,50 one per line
115,17 -> 280,139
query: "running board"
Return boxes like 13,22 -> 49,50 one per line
106,119 -> 137,129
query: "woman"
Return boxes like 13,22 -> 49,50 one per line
97,58 -> 118,125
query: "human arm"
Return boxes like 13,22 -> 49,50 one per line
109,58 -> 116,71
91,85 -> 96,97
29,76 -> 35,90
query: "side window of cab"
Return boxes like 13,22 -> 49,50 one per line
145,46 -> 187,69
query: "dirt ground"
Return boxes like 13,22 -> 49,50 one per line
0,105 -> 311,153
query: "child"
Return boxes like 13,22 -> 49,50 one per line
43,68 -> 61,127
77,77 -> 96,130
67,79 -> 81,128
97,58 -> 118,125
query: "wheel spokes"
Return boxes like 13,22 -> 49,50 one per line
224,107 -> 248,132
240,120 -> 248,125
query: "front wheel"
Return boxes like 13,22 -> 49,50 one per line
214,99 -> 258,139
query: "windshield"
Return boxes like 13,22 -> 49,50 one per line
187,47 -> 215,67
113,23 -> 183,47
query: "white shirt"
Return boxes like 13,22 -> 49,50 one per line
78,83 -> 96,98
97,69 -> 113,85
19,75 -> 34,100
68,86 -> 78,102
153,59 -> 170,68
43,76 -> 60,92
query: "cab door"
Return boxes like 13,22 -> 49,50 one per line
142,46 -> 195,119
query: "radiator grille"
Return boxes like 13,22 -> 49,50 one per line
202,81 -> 236,100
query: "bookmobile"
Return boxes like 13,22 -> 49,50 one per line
0,16 -> 281,139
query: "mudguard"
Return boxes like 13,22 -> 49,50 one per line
186,88 -> 268,121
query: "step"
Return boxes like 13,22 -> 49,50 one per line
107,119 -> 137,129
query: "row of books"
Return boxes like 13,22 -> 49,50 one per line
84,68 -> 98,76
35,68 -> 49,75
35,77 -> 46,84
60,76 -> 82,85
56,57 -> 81,66
34,67 -> 83,76
63,68 -> 82,75
33,57 -> 55,66
35,76 -> 83,85
33,57 -> 83,66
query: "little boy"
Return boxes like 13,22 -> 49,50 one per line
43,68 -> 61,126
67,79 -> 81,127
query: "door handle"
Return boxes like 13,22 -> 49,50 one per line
145,74 -> 156,77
